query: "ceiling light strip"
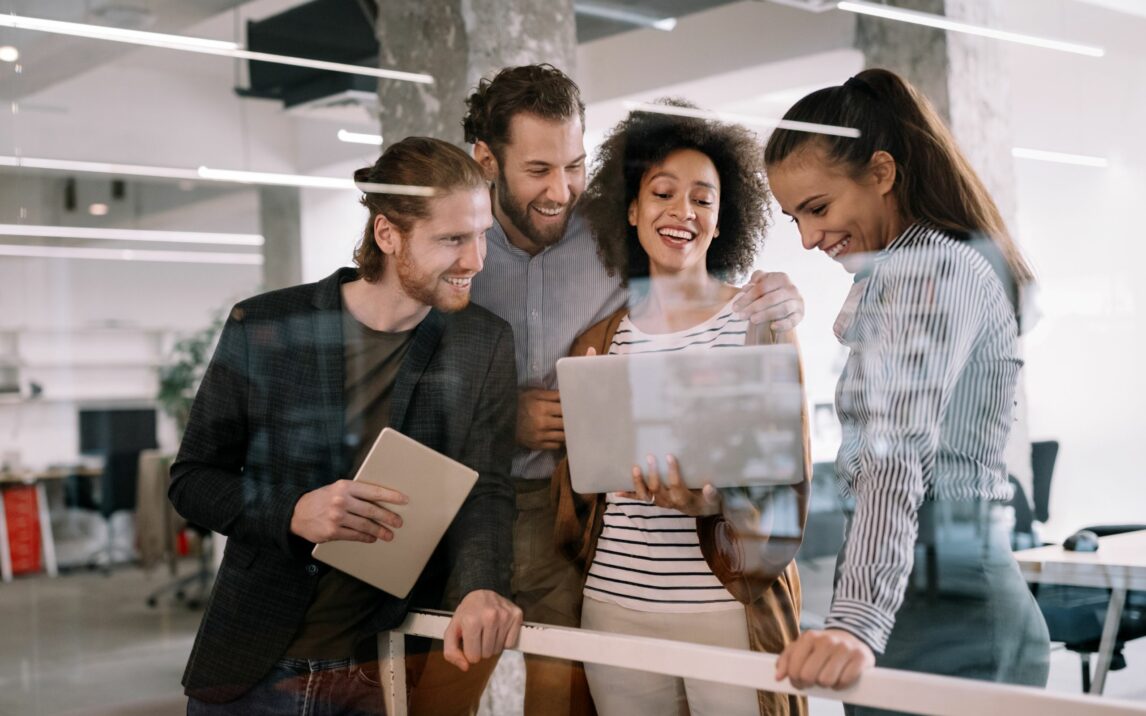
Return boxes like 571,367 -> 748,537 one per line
0,244 -> 263,265
338,129 -> 384,146
574,2 -> 677,31
624,102 -> 861,138
1,155 -> 431,194
0,12 -> 238,51
0,224 -> 264,246
836,1 -> 1105,58
0,12 -> 434,83
196,166 -> 354,189
2,155 -> 202,180
355,181 -> 437,197
1012,147 -> 1108,168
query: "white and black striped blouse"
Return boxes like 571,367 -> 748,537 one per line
824,223 -> 1022,653
583,298 -> 747,613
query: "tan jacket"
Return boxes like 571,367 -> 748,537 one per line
552,306 -> 811,716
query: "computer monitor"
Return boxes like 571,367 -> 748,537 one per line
77,408 -> 158,515
78,408 -> 158,456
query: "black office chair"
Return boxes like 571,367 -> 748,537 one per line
1015,440 -> 1146,691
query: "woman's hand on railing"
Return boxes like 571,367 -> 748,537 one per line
776,628 -> 875,690
441,589 -> 524,672
620,454 -> 722,517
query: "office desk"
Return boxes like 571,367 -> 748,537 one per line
0,467 -> 102,582
1014,530 -> 1146,695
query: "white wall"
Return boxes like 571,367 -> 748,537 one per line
1002,0 -> 1146,537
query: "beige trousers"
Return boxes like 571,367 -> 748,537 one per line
580,596 -> 759,716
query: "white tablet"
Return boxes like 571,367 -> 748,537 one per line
311,427 -> 477,598
556,344 -> 804,494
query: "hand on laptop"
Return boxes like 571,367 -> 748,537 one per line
443,589 -> 524,671
516,388 -> 565,451
289,479 -> 408,544
621,454 -> 722,517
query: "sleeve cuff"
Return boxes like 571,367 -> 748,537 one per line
824,598 -> 896,654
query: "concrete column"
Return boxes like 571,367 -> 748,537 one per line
374,0 -> 577,144
855,0 -> 950,121
854,0 -> 1018,227
945,0 -> 1019,229
259,186 -> 302,291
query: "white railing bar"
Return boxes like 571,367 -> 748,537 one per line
382,610 -> 1146,716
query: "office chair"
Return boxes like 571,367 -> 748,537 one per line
144,525 -> 213,609
1016,440 -> 1146,691
136,451 -> 214,609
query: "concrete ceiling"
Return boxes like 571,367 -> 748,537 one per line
0,0 -> 249,98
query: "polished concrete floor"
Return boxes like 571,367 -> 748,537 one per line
0,556 -> 1143,715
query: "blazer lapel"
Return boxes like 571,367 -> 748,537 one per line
389,309 -> 444,432
312,269 -> 353,476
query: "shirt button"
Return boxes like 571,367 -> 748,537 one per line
305,564 -> 318,576
530,309 -> 539,318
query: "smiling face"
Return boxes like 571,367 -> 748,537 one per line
379,187 -> 492,313
628,148 -> 721,279
484,112 -> 586,254
767,145 -> 901,273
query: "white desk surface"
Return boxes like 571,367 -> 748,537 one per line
1014,529 -> 1146,591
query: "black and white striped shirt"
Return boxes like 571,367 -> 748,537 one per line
583,300 -> 746,612
825,223 -> 1022,653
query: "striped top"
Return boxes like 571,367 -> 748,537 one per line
824,223 -> 1022,653
583,298 -> 746,613
470,210 -> 627,481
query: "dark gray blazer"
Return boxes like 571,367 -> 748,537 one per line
169,267 -> 516,703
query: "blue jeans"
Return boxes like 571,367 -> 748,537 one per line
187,657 -> 385,716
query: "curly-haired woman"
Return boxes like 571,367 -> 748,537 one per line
552,102 -> 810,716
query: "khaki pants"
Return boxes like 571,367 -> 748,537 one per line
408,479 -> 594,716
580,597 -> 759,716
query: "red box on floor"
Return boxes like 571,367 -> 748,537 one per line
3,485 -> 43,574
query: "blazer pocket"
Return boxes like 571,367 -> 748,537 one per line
222,539 -> 260,570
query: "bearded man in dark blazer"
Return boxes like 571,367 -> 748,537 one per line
170,136 -> 522,715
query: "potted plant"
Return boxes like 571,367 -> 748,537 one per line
157,312 -> 224,436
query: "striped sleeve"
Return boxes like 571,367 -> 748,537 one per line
825,240 -> 988,653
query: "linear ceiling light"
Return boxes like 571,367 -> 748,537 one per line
0,154 -> 201,180
3,154 -> 354,189
0,12 -> 434,83
338,129 -> 384,146
0,244 -> 263,265
0,155 -> 433,194
1012,147 -> 1109,168
624,101 -> 861,138
836,1 -> 1105,58
197,166 -> 355,189
0,224 -> 265,246
575,2 -> 677,31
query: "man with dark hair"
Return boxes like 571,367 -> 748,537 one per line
410,64 -> 807,716
170,137 -> 522,715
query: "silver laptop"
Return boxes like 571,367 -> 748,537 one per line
556,344 -> 804,494
311,428 -> 477,598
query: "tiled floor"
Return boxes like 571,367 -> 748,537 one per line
1,557 -> 1142,715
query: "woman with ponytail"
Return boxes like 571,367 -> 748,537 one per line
763,68 -> 1048,707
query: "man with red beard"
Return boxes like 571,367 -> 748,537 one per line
170,137 -> 521,715
408,65 -> 808,716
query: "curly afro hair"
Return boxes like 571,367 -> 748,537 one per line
582,99 -> 771,285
